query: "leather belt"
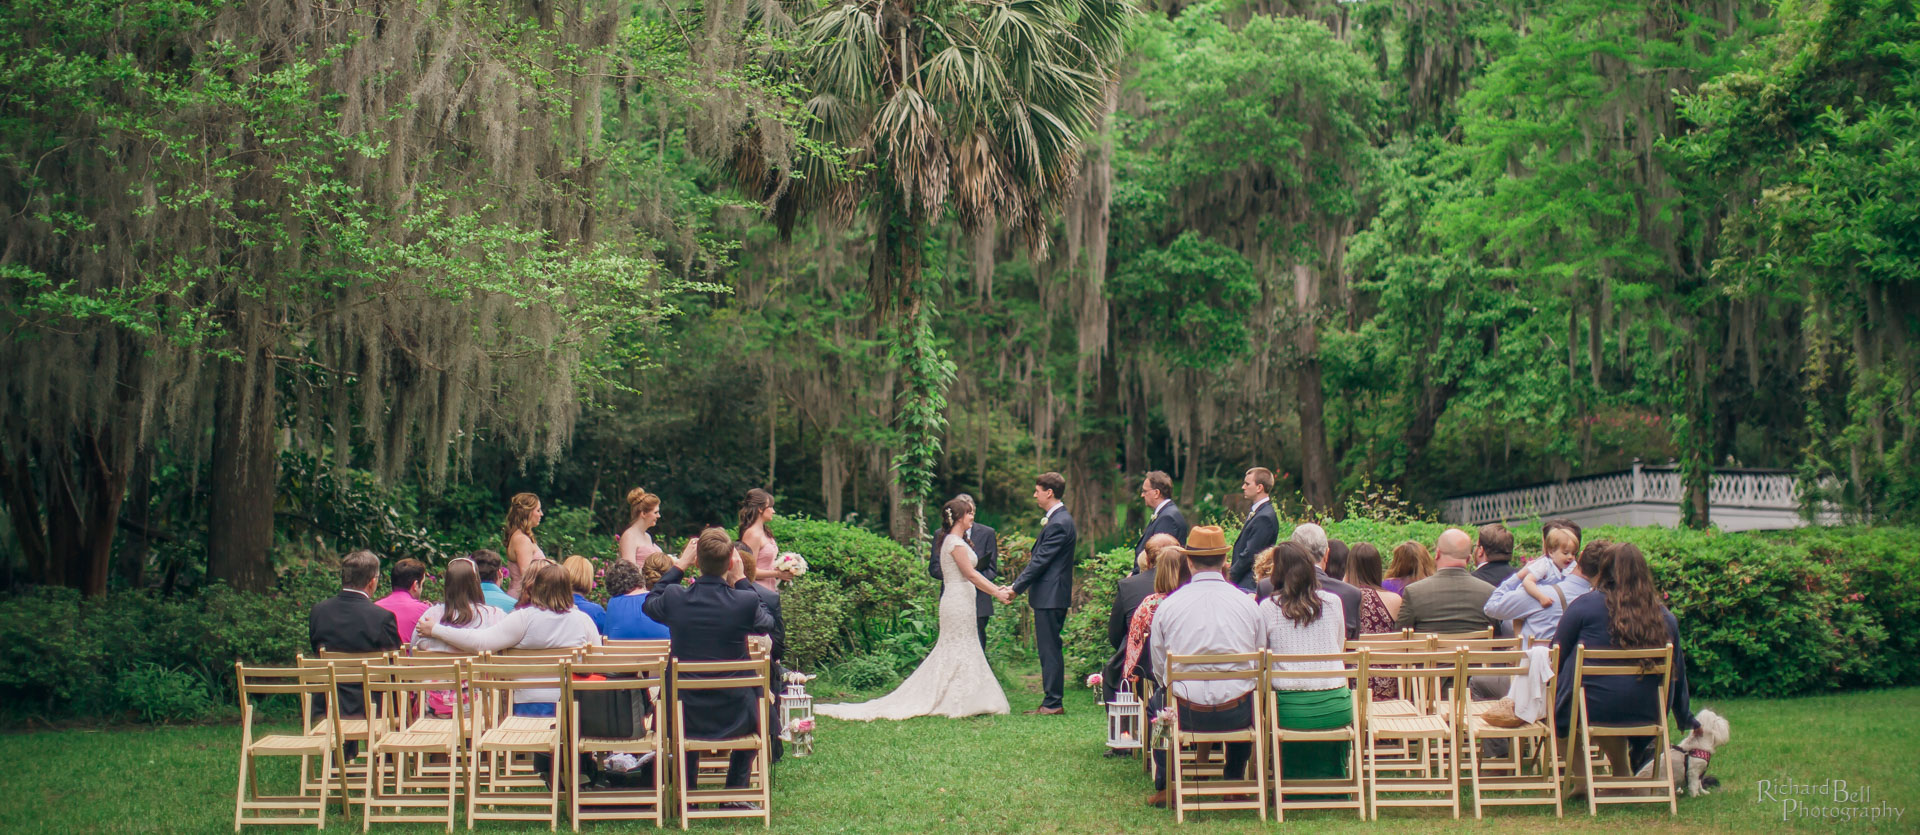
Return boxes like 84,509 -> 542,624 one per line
1185,693 -> 1249,713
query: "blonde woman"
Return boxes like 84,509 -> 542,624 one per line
502,492 -> 546,599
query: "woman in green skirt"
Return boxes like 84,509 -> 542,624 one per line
1260,542 -> 1351,780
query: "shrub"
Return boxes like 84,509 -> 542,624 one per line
769,516 -> 936,661
114,663 -> 217,723
781,576 -> 854,671
830,653 -> 900,691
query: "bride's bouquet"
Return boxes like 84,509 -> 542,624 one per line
772,551 -> 808,577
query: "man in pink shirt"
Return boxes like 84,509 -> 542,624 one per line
374,558 -> 432,643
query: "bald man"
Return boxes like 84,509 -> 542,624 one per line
1395,528 -> 1497,634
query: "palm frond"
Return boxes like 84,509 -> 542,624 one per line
875,86 -> 952,213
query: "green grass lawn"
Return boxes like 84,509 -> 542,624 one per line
3,663 -> 1915,833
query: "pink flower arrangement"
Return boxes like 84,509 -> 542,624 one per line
1085,673 -> 1102,689
792,718 -> 815,734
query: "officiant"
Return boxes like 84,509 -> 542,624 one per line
928,493 -> 998,652
1132,470 -> 1189,573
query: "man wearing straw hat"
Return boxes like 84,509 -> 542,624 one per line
1144,525 -> 1263,807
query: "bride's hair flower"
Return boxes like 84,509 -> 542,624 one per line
1084,673 -> 1102,689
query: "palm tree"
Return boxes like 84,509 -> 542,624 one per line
783,0 -> 1130,300
754,0 -> 1130,537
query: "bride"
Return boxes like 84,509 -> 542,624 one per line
816,497 -> 1011,720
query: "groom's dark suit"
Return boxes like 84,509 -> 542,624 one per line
929,522 -> 999,652
1014,505 -> 1075,710
1228,499 -> 1279,591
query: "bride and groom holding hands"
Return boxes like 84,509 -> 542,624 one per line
815,473 -> 1077,720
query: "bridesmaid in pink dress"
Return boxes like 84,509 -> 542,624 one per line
738,488 -> 791,591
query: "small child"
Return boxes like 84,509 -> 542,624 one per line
1520,527 -> 1580,607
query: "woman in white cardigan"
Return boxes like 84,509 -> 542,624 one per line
417,562 -> 601,716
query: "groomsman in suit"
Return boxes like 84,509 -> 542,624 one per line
1229,467 -> 1279,591
1011,472 -> 1075,714
1132,470 -> 1189,572
308,550 -> 402,756
928,493 -> 999,652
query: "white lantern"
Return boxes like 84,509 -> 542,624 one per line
1105,680 -> 1144,749
780,682 -> 813,738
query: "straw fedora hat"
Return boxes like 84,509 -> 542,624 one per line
1178,525 -> 1231,557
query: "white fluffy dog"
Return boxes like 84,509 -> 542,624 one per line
1636,708 -> 1730,796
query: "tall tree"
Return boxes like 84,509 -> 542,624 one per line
747,0 -> 1131,540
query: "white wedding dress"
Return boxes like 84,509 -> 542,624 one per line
815,533 -> 1010,720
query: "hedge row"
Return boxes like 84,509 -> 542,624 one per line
1059,522 -> 1920,699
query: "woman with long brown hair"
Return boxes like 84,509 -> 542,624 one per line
417,562 -> 600,716
1382,540 -> 1432,595
738,488 -> 792,591
502,492 -> 546,599
1260,542 -> 1351,783
618,487 -> 663,566
1551,543 -> 1696,779
412,557 -> 507,715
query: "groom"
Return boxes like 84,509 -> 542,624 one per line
1008,471 -> 1075,715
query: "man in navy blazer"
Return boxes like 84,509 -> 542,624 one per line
1229,467 -> 1280,591
645,529 -> 775,792
928,493 -> 998,652
1010,472 -> 1075,714
1132,470 -> 1188,572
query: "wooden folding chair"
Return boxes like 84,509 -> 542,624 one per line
1164,651 -> 1267,824
1434,628 -> 1494,642
392,651 -> 478,788
567,658 -> 669,829
1264,649 -> 1368,821
362,663 -> 466,831
1364,649 -> 1467,819
468,660 -> 569,829
603,639 -> 673,653
1358,629 -> 1413,641
670,658 -> 772,829
236,663 -> 350,830
298,651 -> 392,800
1463,648 -> 1563,818
1569,644 -> 1678,816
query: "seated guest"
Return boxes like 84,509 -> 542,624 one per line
1471,523 -> 1519,587
644,529 -> 775,797
1261,542 -> 1351,785
419,562 -> 601,783
562,555 -> 607,631
1146,526 -> 1263,808
1253,547 -> 1276,601
416,562 -> 602,717
1382,541 -> 1433,595
1343,543 -> 1402,700
375,558 -> 432,644
1122,543 -> 1194,693
411,557 -> 505,715
1396,528 -> 1496,635
1291,524 -> 1361,640
471,549 -> 517,613
1102,533 -> 1178,708
1476,540 -> 1605,703
414,557 -> 507,653
1553,543 -> 1695,781
1324,540 -> 1350,586
309,550 -> 403,743
603,554 -> 672,640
